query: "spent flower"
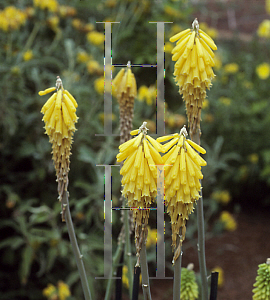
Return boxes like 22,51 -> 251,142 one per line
113,63 -> 137,143
170,18 -> 217,137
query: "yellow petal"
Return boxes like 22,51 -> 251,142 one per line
165,145 -> 180,166
112,68 -> 125,89
119,137 -> 136,152
55,89 -> 62,110
162,137 -> 179,153
148,142 -> 163,165
63,90 -> 78,108
199,29 -> 217,50
38,87 -> 56,96
184,141 -> 197,160
42,100 -> 56,123
136,175 -> 144,190
134,145 -> 143,168
171,34 -> 191,54
187,139 -> 206,154
144,159 -> 151,185
200,37 -> 215,58
150,174 -> 157,192
180,148 -> 186,172
62,120 -> 69,138
156,133 -> 178,143
195,37 -> 203,57
62,101 -> 72,127
186,31 -> 196,50
146,135 -> 162,152
190,46 -> 198,68
126,68 -> 133,87
130,163 -> 138,181
185,154 -> 195,177
143,139 -> 151,159
130,129 -> 139,136
138,153 -> 145,176
117,145 -> 135,162
120,150 -> 137,174
169,28 -> 191,43
181,55 -> 191,75
63,93 -> 76,112
41,93 -> 57,113
55,112 -> 63,134
133,132 -> 143,148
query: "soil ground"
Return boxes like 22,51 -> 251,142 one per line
150,208 -> 270,300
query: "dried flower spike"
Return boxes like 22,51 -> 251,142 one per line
170,18 -> 217,137
113,61 -> 137,143
39,76 -> 78,220
116,122 -> 162,261
157,126 -> 206,250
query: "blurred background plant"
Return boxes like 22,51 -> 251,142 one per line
1,0 -> 270,299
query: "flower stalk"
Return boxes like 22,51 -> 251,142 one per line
40,77 -> 92,300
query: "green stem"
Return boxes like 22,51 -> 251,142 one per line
104,237 -> 124,300
62,191 -> 92,300
124,207 -> 133,300
140,239 -> 152,300
197,194 -> 208,300
192,131 -> 208,300
173,238 -> 183,300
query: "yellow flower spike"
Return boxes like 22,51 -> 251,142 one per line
170,19 -> 217,137
117,121 -> 162,259
40,77 -> 78,218
161,126 -> 206,249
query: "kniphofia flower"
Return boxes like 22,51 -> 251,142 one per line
253,259 -> 270,300
157,126 -> 206,251
39,76 -> 78,220
113,61 -> 137,144
116,122 -> 162,259
170,18 -> 217,137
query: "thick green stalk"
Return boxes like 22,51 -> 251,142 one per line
124,207 -> 133,300
192,131 -> 208,300
140,240 -> 152,300
62,191 -> 92,300
104,237 -> 124,300
173,237 -> 183,300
